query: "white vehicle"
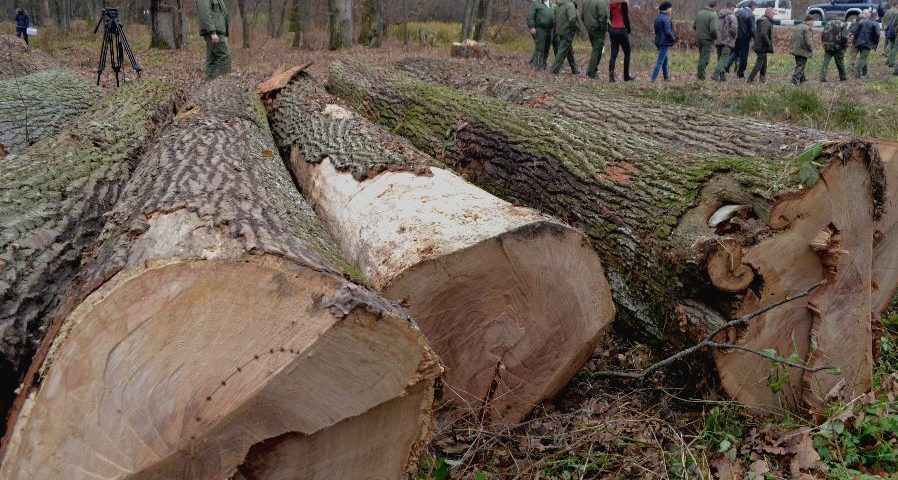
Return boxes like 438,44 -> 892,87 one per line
736,0 -> 793,21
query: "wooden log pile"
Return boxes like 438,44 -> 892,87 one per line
269,76 -> 614,424
0,69 -> 99,155
327,60 -> 897,413
0,77 -> 181,422
0,77 -> 440,479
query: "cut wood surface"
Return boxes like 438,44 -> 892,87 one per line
327,60 -> 894,413
395,57 -> 833,159
451,40 -> 490,59
0,69 -> 98,155
0,76 -> 439,479
269,77 -> 613,423
0,78 -> 180,424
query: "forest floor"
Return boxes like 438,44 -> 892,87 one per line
3,19 -> 898,479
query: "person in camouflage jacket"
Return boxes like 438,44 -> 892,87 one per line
820,13 -> 849,81
712,2 -> 737,81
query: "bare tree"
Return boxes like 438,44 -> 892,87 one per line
358,0 -> 385,47
290,0 -> 303,47
237,0 -> 251,47
473,0 -> 495,42
403,0 -> 409,45
328,0 -> 352,50
460,0 -> 477,41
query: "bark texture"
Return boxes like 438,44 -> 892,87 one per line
0,69 -> 98,155
395,57 -> 835,159
327,61 -> 892,413
0,77 -> 439,479
0,78 -> 181,425
327,0 -> 353,50
269,78 -> 614,423
357,0 -> 384,47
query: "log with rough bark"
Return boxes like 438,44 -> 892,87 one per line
0,77 -> 440,479
395,57 -> 831,159
328,61 -> 895,413
269,77 -> 613,424
451,39 -> 490,59
0,69 -> 98,155
0,78 -> 181,424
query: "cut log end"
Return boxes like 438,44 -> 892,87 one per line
1,256 -> 437,479
385,220 -> 613,423
451,41 -> 490,59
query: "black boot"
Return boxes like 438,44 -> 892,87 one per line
609,72 -> 616,82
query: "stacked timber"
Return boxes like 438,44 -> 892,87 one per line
0,78 -> 181,422
327,60 -> 897,413
0,69 -> 99,155
269,75 -> 614,424
0,76 -> 440,479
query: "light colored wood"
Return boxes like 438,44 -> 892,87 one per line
451,40 -> 490,59
871,140 -> 898,317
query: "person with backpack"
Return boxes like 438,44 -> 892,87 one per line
854,9 -> 881,78
883,0 -> 898,66
693,0 -> 720,80
725,0 -> 756,78
747,7 -> 774,83
791,14 -> 815,84
14,5 -> 29,46
551,0 -> 581,75
608,0 -> 636,81
582,0 -> 611,79
652,1 -> 676,81
712,2 -> 738,81
820,13 -> 849,81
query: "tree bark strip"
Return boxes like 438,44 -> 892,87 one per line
269,77 -> 614,423
0,69 -> 98,155
327,61 -> 891,413
0,77 -> 439,479
0,78 -> 181,426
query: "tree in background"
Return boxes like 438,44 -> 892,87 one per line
328,0 -> 352,50
461,0 -> 476,41
358,0 -> 385,46
472,0 -> 495,41
237,0 -> 251,47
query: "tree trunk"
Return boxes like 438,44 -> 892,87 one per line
269,78 -> 614,424
328,0 -> 352,50
274,0 -> 289,37
290,0 -> 302,47
0,78 -> 439,479
0,69 -> 98,155
402,0 -> 409,45
357,0 -> 385,47
0,78 -> 181,431
473,0 -> 494,42
327,61 -> 894,413
266,0 -> 275,36
461,0 -> 477,41
149,0 -> 162,47
238,0 -> 251,47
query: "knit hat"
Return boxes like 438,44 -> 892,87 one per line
659,1 -> 672,11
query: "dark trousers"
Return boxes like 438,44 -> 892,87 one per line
726,38 -> 751,76
16,27 -> 28,45
820,49 -> 847,81
551,33 -> 580,74
747,52 -> 767,82
532,27 -> 553,70
586,29 -> 607,78
609,28 -> 632,79
792,55 -> 809,84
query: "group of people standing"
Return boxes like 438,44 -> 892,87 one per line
528,0 -> 898,84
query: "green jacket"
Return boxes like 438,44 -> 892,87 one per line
527,0 -> 555,29
791,22 -> 814,57
693,7 -> 719,42
581,0 -> 610,35
883,7 -> 898,32
196,0 -> 229,37
753,16 -> 774,53
554,0 -> 580,37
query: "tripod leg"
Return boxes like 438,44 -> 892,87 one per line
114,30 -> 124,87
96,27 -> 110,85
119,29 -> 143,78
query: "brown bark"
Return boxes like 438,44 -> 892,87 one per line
328,0 -> 353,50
461,0 -> 477,41
327,61 -> 893,413
269,77 -> 614,423
472,0 -> 495,42
0,78 -> 182,432
357,0 -> 385,47
238,0 -> 252,47
0,77 -> 439,479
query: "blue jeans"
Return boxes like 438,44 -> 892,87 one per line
652,45 -> 669,80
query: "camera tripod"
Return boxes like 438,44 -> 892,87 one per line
94,7 -> 142,86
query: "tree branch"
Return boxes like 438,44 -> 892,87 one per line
594,281 -> 826,380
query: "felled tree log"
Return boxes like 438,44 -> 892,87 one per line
0,69 -> 98,155
451,39 -> 490,59
0,78 -> 180,423
269,78 -> 613,424
0,77 -> 439,479
394,57 -> 831,159
328,61 -> 893,413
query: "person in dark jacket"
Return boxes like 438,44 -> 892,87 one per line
551,0 -> 581,74
652,2 -> 676,81
528,0 -> 555,70
608,0 -> 635,81
14,5 -> 29,46
725,0 -> 756,78
854,9 -> 881,77
747,7 -> 774,83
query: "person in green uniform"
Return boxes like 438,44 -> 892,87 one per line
581,0 -> 610,79
551,0 -> 581,74
883,0 -> 898,66
693,0 -> 720,80
196,0 -> 231,80
790,14 -> 815,84
820,13 -> 849,81
528,0 -> 556,70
